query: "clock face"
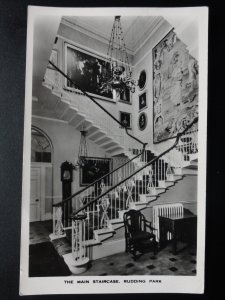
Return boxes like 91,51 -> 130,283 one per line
138,70 -> 147,90
63,170 -> 71,180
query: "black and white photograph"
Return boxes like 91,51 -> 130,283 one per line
19,6 -> 208,295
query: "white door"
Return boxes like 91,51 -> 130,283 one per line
30,167 -> 41,222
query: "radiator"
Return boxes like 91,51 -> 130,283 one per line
153,203 -> 184,241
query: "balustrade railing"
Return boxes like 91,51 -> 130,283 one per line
65,117 -> 198,260
52,147 -> 147,234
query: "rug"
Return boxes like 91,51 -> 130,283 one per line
29,241 -> 71,277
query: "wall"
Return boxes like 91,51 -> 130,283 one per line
32,116 -> 107,206
148,174 -> 198,215
54,22 -> 135,146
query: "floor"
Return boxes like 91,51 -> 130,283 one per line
30,221 -> 197,276
83,245 -> 197,276
29,220 -> 52,244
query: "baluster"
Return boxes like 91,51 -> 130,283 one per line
72,213 -> 89,266
87,206 -> 90,241
100,196 -> 110,228
134,175 -> 137,203
54,206 -> 64,236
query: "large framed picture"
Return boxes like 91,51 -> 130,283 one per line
152,29 -> 198,143
64,43 -> 130,102
79,157 -> 112,186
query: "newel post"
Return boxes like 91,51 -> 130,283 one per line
63,212 -> 89,274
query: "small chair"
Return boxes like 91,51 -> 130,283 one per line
123,209 -> 157,260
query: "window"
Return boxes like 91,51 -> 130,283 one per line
31,128 -> 52,163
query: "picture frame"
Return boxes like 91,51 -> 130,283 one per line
138,69 -> 147,90
138,112 -> 148,131
79,157 -> 112,186
139,91 -> 147,111
64,43 -> 113,101
119,111 -> 132,129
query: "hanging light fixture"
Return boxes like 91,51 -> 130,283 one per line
102,16 -> 136,96
76,128 -> 88,167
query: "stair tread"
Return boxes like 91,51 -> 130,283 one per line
82,239 -> 101,246
94,228 -> 115,235
110,218 -> 123,224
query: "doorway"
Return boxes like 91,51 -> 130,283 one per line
30,127 -> 53,222
30,166 -> 41,221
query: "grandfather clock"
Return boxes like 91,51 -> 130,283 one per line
60,161 -> 74,227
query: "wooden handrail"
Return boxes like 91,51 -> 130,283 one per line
53,145 -> 146,207
71,117 -> 198,217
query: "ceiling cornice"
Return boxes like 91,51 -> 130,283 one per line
132,17 -> 165,56
61,16 -> 166,57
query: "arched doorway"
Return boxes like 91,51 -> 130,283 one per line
30,127 -> 53,222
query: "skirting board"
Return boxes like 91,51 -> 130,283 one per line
89,238 -> 125,261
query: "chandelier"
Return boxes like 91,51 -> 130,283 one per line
104,16 -> 136,96
76,129 -> 88,167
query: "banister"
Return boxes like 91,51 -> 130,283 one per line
53,145 -> 146,207
48,60 -> 147,148
71,116 -> 198,217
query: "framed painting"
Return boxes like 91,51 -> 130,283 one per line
152,29 -> 199,143
79,157 -> 112,186
139,91 -> 147,111
64,43 -> 130,102
119,111 -> 132,129
138,112 -> 148,131
138,70 -> 147,90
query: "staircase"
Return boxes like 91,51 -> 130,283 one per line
49,117 -> 198,273
43,70 -> 140,156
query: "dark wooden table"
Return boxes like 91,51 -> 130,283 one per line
159,213 -> 197,254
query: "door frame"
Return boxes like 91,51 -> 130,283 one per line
31,162 -> 53,221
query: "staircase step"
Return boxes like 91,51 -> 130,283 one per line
109,218 -> 124,230
82,239 -> 101,247
172,174 -> 183,181
188,153 -> 198,161
173,167 -> 183,175
94,228 -> 115,242
158,180 -> 175,188
129,201 -> 148,210
118,210 -> 129,219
